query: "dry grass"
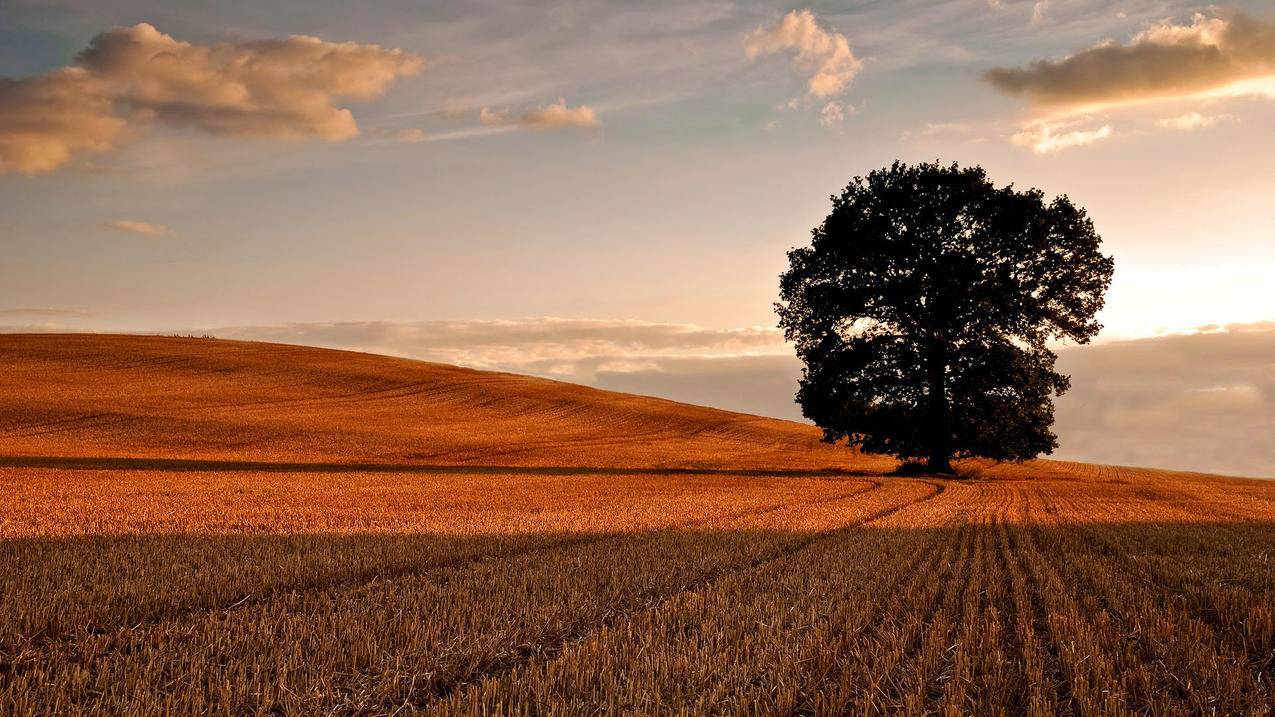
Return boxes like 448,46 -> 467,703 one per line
0,334 -> 888,471
0,334 -> 1272,715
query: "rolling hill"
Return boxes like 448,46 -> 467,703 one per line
0,333 -> 889,471
1,333 -> 1272,715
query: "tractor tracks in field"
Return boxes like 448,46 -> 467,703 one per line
0,413 -> 145,439
416,480 -> 948,711
4,479 -> 889,662
780,521 -> 958,716
0,376 -> 482,438
195,377 -> 478,413
1033,519 -> 1271,711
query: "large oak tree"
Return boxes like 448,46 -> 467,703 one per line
777,161 -> 1114,473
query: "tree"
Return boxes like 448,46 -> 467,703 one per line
776,161 -> 1114,474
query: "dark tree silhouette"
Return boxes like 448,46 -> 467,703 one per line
777,161 -> 1114,474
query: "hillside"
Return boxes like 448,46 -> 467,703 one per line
0,333 -> 889,472
2,333 -> 1273,715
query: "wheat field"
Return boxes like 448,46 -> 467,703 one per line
1,334 -> 1272,716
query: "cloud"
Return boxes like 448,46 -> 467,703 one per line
1011,119 -> 1112,154
210,318 -> 786,381
745,9 -> 862,99
902,122 -> 986,144
206,318 -> 800,420
1155,111 -> 1227,130
984,11 -> 1275,110
1031,0 -> 1049,26
1052,322 -> 1275,477
818,100 -> 851,128
0,323 -> 78,333
921,122 -> 972,137
0,307 -> 94,318
394,128 -> 427,143
595,355 -> 805,421
479,99 -> 600,130
0,23 -> 422,174
102,219 -> 176,237
0,69 -> 130,174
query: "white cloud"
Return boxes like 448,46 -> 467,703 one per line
745,10 -> 862,99
0,23 -> 422,174
818,100 -> 851,128
1011,119 -> 1112,154
101,219 -> 176,237
1155,111 -> 1226,130
479,98 -> 600,130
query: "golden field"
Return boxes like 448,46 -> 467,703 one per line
1,334 -> 1272,715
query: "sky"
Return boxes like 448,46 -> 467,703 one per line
2,0 -> 1274,476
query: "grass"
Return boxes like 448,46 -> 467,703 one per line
0,334 -> 1272,715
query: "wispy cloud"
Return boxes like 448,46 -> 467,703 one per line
0,307 -> 95,318
1155,111 -> 1228,130
0,323 -> 78,333
901,121 -> 986,144
0,23 -> 422,174
1011,118 -> 1111,154
1030,0 -> 1049,26
818,101 -> 851,129
420,125 -> 519,143
921,122 -> 972,136
206,317 -> 799,420
210,317 -> 787,382
101,219 -> 176,237
394,128 -> 427,143
478,99 -> 600,130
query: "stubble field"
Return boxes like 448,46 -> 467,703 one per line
1,335 -> 1272,715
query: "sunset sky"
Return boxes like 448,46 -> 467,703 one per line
3,0 -> 1273,475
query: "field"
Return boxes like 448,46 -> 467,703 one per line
1,334 -> 1272,716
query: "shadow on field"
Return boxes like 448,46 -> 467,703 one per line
0,454 -> 879,478
4,518 -> 1273,656
3,518 -> 1273,717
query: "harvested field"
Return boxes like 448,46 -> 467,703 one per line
1,334 -> 1272,715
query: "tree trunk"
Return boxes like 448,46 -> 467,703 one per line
925,336 -> 953,474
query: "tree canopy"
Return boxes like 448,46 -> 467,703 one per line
776,161 -> 1114,473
